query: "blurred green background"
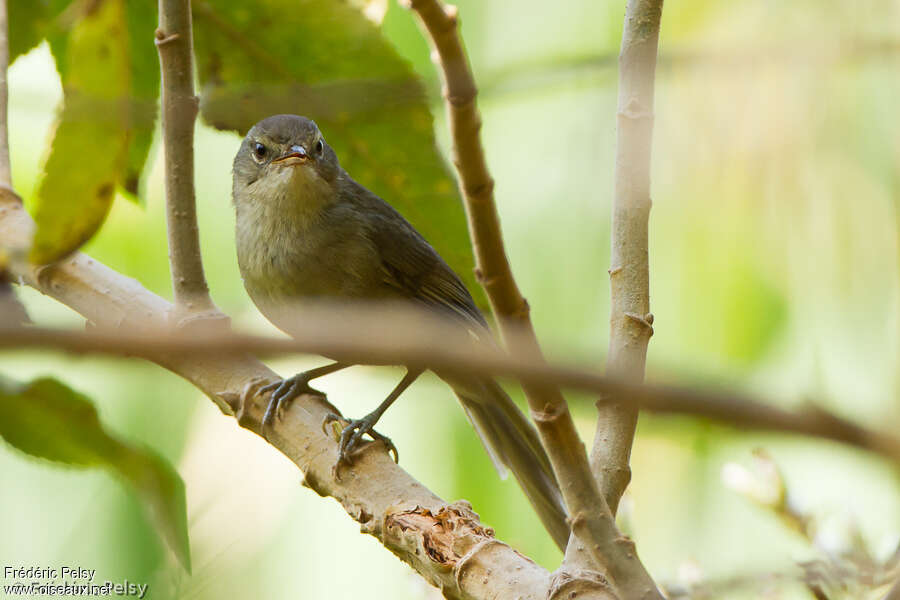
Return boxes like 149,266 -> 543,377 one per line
3,0 -> 900,598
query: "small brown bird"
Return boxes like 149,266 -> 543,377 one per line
232,114 -> 568,549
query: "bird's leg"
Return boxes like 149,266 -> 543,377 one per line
260,362 -> 350,430
323,368 -> 423,466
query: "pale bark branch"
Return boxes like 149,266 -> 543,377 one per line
0,190 -> 615,600
155,0 -> 216,316
567,0 -> 664,578
407,2 -> 664,597
595,0 -> 664,515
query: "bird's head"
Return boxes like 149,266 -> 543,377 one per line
232,114 -> 340,208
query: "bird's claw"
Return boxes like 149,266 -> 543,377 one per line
259,373 -> 326,432
322,413 -> 399,469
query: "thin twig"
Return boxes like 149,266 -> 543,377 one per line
4,317 -> 900,465
0,189 -> 614,600
0,0 -> 10,189
409,2 -> 661,596
594,0 -> 664,515
565,0 -> 664,580
155,0 -> 217,317
479,37 -> 900,100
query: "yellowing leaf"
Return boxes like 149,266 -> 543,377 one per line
30,0 -> 152,263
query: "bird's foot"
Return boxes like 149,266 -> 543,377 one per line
259,373 -> 327,432
322,413 -> 399,469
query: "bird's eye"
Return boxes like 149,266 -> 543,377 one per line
315,139 -> 324,154
252,142 -> 267,161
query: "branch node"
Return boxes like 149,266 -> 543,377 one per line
548,568 -> 615,600
443,4 -> 458,24
618,97 -> 654,121
474,268 -> 501,289
512,297 -> 531,321
153,29 -> 180,46
173,308 -> 231,333
464,178 -> 494,202
624,311 -> 654,335
446,90 -> 475,107
532,400 -> 565,423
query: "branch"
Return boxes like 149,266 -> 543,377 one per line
479,37 -> 900,100
0,0 -> 9,189
568,1 -> 664,576
0,191 -> 618,600
6,316 -> 900,466
155,0 -> 217,317
405,2 -> 661,596
404,0 -> 517,322
594,0 -> 663,515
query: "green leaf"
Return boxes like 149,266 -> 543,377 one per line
0,377 -> 108,466
0,376 -> 192,572
7,0 -> 71,62
31,0 -> 160,263
116,446 -> 192,573
192,0 -> 486,309
121,0 -> 161,202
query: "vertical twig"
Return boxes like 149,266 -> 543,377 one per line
156,0 -> 218,319
406,1 -> 662,598
0,0 -> 11,190
565,0 -> 663,581
593,0 -> 663,514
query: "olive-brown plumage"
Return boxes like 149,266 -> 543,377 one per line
233,114 -> 568,549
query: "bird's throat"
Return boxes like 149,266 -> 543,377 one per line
247,165 -> 334,225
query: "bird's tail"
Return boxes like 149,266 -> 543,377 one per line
441,373 -> 570,550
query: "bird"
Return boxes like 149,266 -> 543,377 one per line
232,114 -> 569,549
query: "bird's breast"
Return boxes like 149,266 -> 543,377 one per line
235,199 -> 385,334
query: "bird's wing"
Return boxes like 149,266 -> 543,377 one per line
347,180 -> 487,330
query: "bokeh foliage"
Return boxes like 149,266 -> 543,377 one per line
0,376 -> 190,571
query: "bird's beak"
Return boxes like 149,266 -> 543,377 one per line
272,144 -> 309,166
